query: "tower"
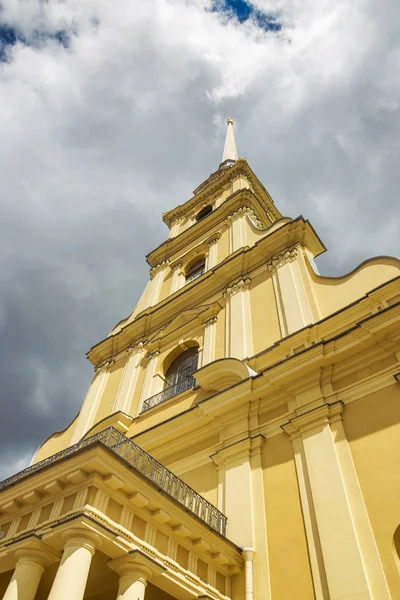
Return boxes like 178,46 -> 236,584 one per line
1,121 -> 400,600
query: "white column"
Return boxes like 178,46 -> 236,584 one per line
224,278 -> 253,360
145,261 -> 168,308
138,350 -> 160,412
201,316 -> 218,366
169,263 -> 185,295
2,548 -> 52,600
112,343 -> 146,414
47,529 -> 100,600
71,361 -> 112,444
206,238 -> 219,270
283,403 -> 390,600
268,248 -> 313,336
110,559 -> 152,600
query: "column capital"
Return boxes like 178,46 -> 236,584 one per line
145,349 -> 160,363
211,437 -> 252,466
15,546 -> 57,569
281,401 -> 344,438
267,247 -> 298,272
225,206 -> 259,225
109,550 -> 165,580
171,262 -> 182,271
94,359 -> 115,375
170,216 -> 184,227
207,236 -> 220,247
127,341 -> 146,356
61,527 -> 102,556
150,260 -> 169,279
203,315 -> 218,328
223,277 -> 251,299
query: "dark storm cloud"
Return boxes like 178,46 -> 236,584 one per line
0,0 -> 399,479
0,200 -> 155,478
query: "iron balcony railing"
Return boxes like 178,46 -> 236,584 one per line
141,374 -> 196,413
0,426 -> 227,537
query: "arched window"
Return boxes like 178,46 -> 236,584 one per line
141,347 -> 199,412
186,259 -> 205,283
165,347 -> 199,389
196,205 -> 212,221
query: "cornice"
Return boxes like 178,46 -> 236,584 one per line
149,186 -> 281,269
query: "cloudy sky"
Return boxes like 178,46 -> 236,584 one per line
0,0 -> 399,479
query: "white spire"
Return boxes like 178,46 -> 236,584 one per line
220,117 -> 238,167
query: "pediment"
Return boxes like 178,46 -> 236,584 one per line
147,302 -> 222,347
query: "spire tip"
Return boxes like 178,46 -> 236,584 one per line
220,116 -> 238,168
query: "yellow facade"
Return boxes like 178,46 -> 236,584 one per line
1,121 -> 400,599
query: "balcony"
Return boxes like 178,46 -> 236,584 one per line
141,373 -> 196,413
0,426 -> 227,537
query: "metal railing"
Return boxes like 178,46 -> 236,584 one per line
185,263 -> 205,284
0,427 -> 227,537
141,374 -> 196,413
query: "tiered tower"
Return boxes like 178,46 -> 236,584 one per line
1,121 -> 400,600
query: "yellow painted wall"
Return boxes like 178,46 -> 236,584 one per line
179,462 -> 218,506
217,228 -> 230,264
262,434 -> 314,599
343,384 -> 400,598
250,271 -> 281,353
159,269 -> 173,302
215,305 -> 226,360
308,258 -> 400,317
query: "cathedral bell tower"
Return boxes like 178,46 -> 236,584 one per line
1,120 -> 400,600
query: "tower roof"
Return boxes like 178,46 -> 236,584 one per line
220,117 -> 238,168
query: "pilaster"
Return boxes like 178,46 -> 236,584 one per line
169,263 -> 185,294
71,360 -> 114,444
138,350 -> 160,412
267,247 -> 314,336
145,260 -> 169,308
211,436 -> 271,600
224,278 -> 253,359
201,316 -> 218,366
282,402 -> 390,600
113,342 -> 146,414
206,237 -> 219,270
